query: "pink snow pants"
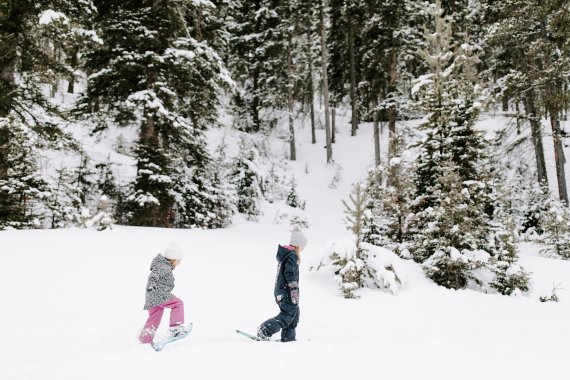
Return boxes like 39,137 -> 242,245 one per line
139,297 -> 184,343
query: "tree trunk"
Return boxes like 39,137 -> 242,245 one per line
287,44 -> 296,161
306,31 -> 316,144
550,109 -> 568,204
0,6 -> 19,118
387,48 -> 398,186
319,0 -> 332,163
349,22 -> 358,136
67,47 -> 79,94
331,104 -> 336,144
373,104 -> 380,167
523,90 -> 548,186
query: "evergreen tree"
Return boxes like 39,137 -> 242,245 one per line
230,139 -> 263,221
0,121 -> 49,229
485,0 -> 570,197
81,0 -> 232,227
409,0 -> 517,290
488,210 -> 531,295
48,166 -> 85,229
327,0 -> 366,135
227,0 -> 284,132
286,177 -> 305,210
0,0 -> 97,229
363,157 -> 414,257
539,197 -> 570,259
343,182 -> 368,256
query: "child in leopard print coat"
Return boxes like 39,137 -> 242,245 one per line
139,242 -> 187,344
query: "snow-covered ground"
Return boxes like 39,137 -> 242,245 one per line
2,115 -> 570,380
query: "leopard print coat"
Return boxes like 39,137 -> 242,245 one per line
143,254 -> 176,310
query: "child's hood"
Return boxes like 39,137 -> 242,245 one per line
150,254 -> 172,271
276,245 -> 295,262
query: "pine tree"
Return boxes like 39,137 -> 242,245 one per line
81,0 -> 232,227
286,177 -> 305,210
0,121 -> 49,229
0,0 -> 97,229
539,197 -> 570,260
48,166 -> 84,228
485,0 -> 570,197
230,139 -> 263,221
363,158 -> 414,257
343,182 -> 368,256
409,1 -> 496,289
227,0 -> 284,133
488,210 -> 531,295
327,0 -> 367,136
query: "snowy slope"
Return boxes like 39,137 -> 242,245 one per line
2,116 -> 570,380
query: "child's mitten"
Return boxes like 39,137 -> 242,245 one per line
287,282 -> 299,305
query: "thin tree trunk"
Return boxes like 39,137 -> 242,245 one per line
331,104 -> 336,144
306,31 -> 316,144
349,22 -> 358,136
0,8 -> 18,118
524,90 -> 548,186
287,44 -> 296,161
387,48 -> 398,185
67,47 -> 78,94
550,109 -> 568,204
319,0 -> 332,163
373,103 -> 380,167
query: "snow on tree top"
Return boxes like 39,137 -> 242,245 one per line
39,10 -> 69,25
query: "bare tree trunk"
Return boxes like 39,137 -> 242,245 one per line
0,43 -> 16,118
331,106 -> 336,143
373,103 -> 380,167
67,47 -> 78,94
287,44 -> 296,161
387,49 -> 398,185
319,0 -> 332,163
349,22 -> 358,136
550,109 -> 568,204
524,90 -> 548,186
0,5 -> 20,117
306,31 -> 316,144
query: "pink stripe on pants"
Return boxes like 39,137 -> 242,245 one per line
139,297 -> 184,344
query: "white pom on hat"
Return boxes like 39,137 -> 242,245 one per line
164,241 -> 184,261
289,227 -> 308,249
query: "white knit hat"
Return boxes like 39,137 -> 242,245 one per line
164,241 -> 184,261
289,227 -> 307,249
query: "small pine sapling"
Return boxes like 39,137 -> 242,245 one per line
286,176 -> 305,209
539,283 -> 562,303
343,182 -> 369,257
539,197 -> 570,259
489,213 -> 530,295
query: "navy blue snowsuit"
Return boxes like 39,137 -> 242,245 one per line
258,245 -> 300,342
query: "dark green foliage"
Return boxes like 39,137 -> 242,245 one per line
539,197 -> 570,259
363,161 -> 414,256
423,247 -> 471,290
230,140 -> 263,221
227,0 -> 285,132
125,143 -> 175,227
539,283 -> 562,303
0,120 -> 49,229
286,177 -> 305,210
0,0 -> 96,229
81,0 -> 231,228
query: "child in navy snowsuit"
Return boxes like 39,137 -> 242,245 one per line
258,228 -> 307,342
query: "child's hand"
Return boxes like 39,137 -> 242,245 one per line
287,282 -> 299,305
290,289 -> 299,305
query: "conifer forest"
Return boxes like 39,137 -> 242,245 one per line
2,2 -> 570,377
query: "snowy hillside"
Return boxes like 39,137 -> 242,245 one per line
2,118 -> 570,380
